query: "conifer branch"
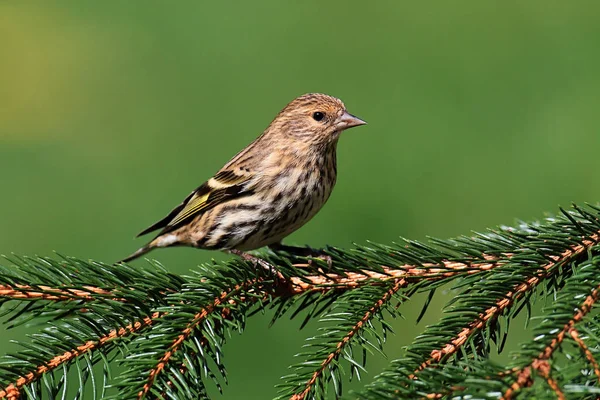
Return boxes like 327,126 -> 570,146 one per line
139,277 -> 265,399
289,278 -> 407,400
0,284 -> 117,301
534,360 -> 565,400
412,233 -> 599,377
287,258 -> 503,294
0,312 -> 162,399
569,328 -> 600,381
2,204 -> 600,398
501,282 -> 600,399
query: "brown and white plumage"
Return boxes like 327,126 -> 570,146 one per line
119,93 -> 366,263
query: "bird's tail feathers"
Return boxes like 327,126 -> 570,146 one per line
116,244 -> 153,264
116,233 -> 179,265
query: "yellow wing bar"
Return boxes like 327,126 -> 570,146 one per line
164,169 -> 251,229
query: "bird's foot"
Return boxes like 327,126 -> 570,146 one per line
229,249 -> 283,279
268,244 -> 333,268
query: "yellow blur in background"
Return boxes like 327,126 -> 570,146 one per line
1,2 -> 599,398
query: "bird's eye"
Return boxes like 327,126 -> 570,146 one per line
312,112 -> 325,122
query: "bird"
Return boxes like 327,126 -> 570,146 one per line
118,93 -> 366,266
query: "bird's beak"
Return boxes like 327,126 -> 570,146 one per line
338,111 -> 367,129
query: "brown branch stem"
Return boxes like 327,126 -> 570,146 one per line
569,328 -> 600,381
0,284 -> 116,301
3,234 -> 594,397
0,256 -> 499,302
159,293 -> 268,397
0,312 -> 162,400
500,283 -> 600,399
0,257 -> 503,398
534,360 -> 565,400
411,235 -> 598,378
290,278 -> 408,400
138,278 -> 264,399
155,259 -> 500,398
287,257 -> 503,294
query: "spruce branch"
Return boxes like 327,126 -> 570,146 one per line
0,284 -> 115,301
138,276 -> 265,399
501,259 -> 600,399
413,233 -> 598,377
357,205 -> 600,399
282,279 -> 407,400
569,328 -> 600,381
287,258 -> 502,293
1,204 -> 600,398
0,312 -> 162,399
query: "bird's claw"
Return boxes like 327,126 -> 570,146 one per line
228,249 -> 285,281
307,254 -> 333,268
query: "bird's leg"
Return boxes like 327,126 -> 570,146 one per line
268,243 -> 333,267
228,249 -> 282,279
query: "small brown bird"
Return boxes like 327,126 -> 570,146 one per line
119,93 -> 366,265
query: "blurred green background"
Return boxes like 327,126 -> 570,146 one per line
1,1 -> 600,398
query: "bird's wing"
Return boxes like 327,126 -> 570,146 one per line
136,169 -> 252,237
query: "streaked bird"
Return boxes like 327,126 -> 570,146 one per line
119,93 -> 366,265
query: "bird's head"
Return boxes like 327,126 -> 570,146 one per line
268,93 -> 366,145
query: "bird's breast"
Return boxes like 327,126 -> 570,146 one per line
211,150 -> 338,251
263,154 -> 337,230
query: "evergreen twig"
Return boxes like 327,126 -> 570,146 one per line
139,277 -> 264,399
0,204 -> 600,399
0,284 -> 115,301
569,328 -> 600,381
0,312 -> 162,399
502,281 -> 600,399
412,234 -> 598,378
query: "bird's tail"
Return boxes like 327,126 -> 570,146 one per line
116,234 -> 179,265
116,244 -> 154,264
